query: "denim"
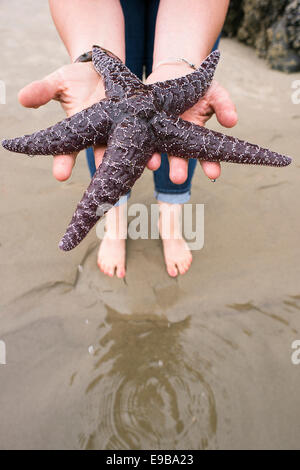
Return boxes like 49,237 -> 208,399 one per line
85,0 -> 221,205
154,189 -> 192,204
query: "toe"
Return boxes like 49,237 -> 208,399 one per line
97,258 -> 103,270
102,263 -> 109,275
116,263 -> 126,278
177,261 -> 187,275
101,262 -> 110,276
107,265 -> 115,277
167,262 -> 178,277
183,258 -> 192,273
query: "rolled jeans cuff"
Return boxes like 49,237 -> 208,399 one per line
154,190 -> 191,204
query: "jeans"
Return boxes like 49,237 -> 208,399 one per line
86,0 -> 221,205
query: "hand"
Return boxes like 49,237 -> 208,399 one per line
18,62 -> 106,181
146,64 -> 238,182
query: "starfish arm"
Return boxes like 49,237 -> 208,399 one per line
155,117 -> 292,167
59,118 -> 154,251
2,102 -> 112,156
149,51 -> 220,116
92,46 -> 145,99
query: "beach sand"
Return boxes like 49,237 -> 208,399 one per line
0,1 -> 300,450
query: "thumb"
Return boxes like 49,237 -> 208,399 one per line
18,70 -> 63,109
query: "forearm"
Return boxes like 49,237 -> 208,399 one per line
49,0 -> 125,62
153,0 -> 229,69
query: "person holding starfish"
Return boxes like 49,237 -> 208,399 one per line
17,0 -> 237,278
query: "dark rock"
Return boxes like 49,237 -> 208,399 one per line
222,0 -> 245,37
223,0 -> 300,73
267,15 -> 300,73
286,0 -> 300,52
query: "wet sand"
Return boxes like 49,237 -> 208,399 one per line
0,1 -> 300,450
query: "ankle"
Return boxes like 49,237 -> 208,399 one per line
158,202 -> 183,240
105,204 -> 128,239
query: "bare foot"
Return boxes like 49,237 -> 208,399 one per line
97,204 -> 127,278
158,202 -> 192,277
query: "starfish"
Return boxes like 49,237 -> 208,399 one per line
2,46 -> 292,251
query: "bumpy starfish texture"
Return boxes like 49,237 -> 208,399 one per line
2,46 -> 292,251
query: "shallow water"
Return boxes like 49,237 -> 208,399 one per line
1,281 -> 299,450
74,300 -> 300,450
77,308 -> 218,450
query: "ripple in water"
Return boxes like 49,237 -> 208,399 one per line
78,306 -> 218,450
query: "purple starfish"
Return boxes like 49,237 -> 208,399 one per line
2,46 -> 292,251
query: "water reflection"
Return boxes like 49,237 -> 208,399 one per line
78,306 -> 217,450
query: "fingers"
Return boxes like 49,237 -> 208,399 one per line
147,152 -> 161,171
147,153 -> 188,184
18,71 -> 63,109
169,156 -> 221,182
209,82 -> 238,128
52,144 -> 106,182
53,153 -> 77,182
200,161 -> 221,180
169,156 -> 188,184
148,153 -> 189,185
